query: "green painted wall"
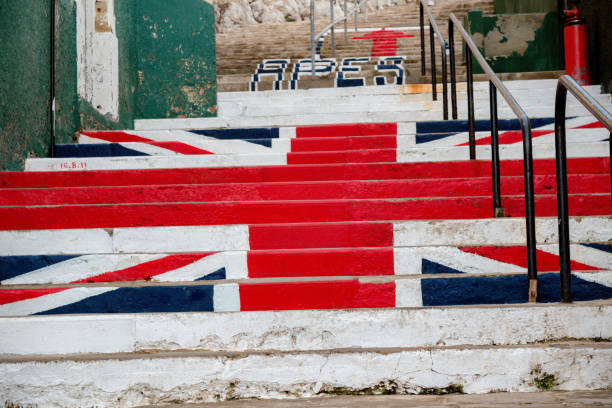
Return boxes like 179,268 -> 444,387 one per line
467,10 -> 560,74
136,0 -> 217,119
0,0 -> 77,171
494,0 -> 557,14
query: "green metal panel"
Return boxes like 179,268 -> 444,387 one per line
0,0 -> 78,171
135,0 -> 217,119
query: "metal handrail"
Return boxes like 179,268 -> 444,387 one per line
419,0 -> 449,120
554,75 -> 612,303
310,0 -> 370,79
448,13 -> 538,302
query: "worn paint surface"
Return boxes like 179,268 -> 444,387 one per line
468,10 -> 559,74
0,0 -> 77,170
136,0 -> 217,119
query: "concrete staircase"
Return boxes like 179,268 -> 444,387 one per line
217,1 -> 500,91
1,76 -> 612,407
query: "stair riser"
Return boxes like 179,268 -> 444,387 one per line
2,217 -> 610,256
3,158 -> 609,188
2,271 -> 612,316
3,244 -> 609,285
1,345 -> 610,408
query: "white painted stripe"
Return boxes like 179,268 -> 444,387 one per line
213,283 -> 240,312
575,271 -> 612,288
394,278 -> 422,307
0,287 -> 116,317
393,217 -> 612,247
417,129 -> 608,148
279,127 -> 296,139
153,252 -> 227,282
0,229 -> 113,256
112,225 -> 251,253
397,142 -> 609,162
1,254 -> 164,285
539,244 -> 612,270
223,251 -> 249,280
25,152 -> 288,171
397,121 -> 415,136
393,247 -> 524,275
0,226 -> 250,256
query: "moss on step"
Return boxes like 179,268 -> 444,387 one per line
419,384 -> 465,395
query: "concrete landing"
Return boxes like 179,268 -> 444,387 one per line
136,391 -> 612,407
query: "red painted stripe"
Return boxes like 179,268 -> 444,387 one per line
249,222 -> 393,250
81,132 -> 212,155
574,121 -> 605,129
2,195 -> 609,231
290,135 -> 397,152
71,253 -> 214,283
0,288 -> 66,306
247,248 -> 394,278
287,149 -> 396,164
1,158 -> 609,189
239,280 -> 395,311
146,141 -> 212,155
460,246 -> 600,271
457,130 -> 553,146
2,174 -> 608,206
296,123 -> 397,138
81,131 -> 150,143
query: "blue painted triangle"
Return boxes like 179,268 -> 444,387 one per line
421,259 -> 464,274
0,255 -> 80,281
195,267 -> 226,281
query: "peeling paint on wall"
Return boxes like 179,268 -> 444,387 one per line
77,0 -> 120,121
467,10 -> 559,74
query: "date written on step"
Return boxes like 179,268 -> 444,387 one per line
59,161 -> 88,169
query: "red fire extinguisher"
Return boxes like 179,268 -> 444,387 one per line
564,5 -> 591,85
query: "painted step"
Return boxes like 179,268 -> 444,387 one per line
22,141 -> 611,170
2,341 -> 610,406
2,157 -> 609,189
1,194 -> 610,231
2,174 -> 608,206
2,271 -> 612,316
2,217 -> 611,256
1,301 -> 608,356
2,244 -> 610,286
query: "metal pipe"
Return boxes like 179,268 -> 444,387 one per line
466,47 -> 475,160
330,0 -> 335,58
554,83 -> 571,303
430,24 -> 437,101
50,0 -> 56,158
553,75 -> 612,303
441,43 -> 448,120
489,81 -> 502,217
354,0 -> 358,32
449,19 -> 457,120
449,13 -> 539,301
311,0 -> 316,80
420,3 -> 425,76
344,0 -> 348,42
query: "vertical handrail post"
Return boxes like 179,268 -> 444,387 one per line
311,0 -> 316,80
448,18 -> 457,120
489,81 -> 503,216
441,43 -> 448,120
521,119 -> 538,303
330,0 -> 335,58
554,83 -> 571,303
344,0 -> 348,42
420,3 -> 425,76
466,47 -> 475,160
354,0 -> 358,31
430,24 -> 437,101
